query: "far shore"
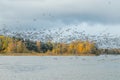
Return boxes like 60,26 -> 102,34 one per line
0,53 -> 96,56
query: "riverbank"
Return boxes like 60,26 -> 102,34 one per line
0,53 -> 96,56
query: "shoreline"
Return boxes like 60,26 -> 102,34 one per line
0,53 -> 96,56
0,53 -> 119,56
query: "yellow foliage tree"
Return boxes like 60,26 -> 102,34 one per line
36,41 -> 41,52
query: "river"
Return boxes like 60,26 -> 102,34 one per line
0,55 -> 120,80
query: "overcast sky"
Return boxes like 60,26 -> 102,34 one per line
0,0 -> 120,35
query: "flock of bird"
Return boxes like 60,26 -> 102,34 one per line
0,27 -> 120,50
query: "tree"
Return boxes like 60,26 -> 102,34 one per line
36,41 -> 41,52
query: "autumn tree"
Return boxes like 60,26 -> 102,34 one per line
36,41 -> 41,52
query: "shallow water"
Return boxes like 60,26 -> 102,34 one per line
0,55 -> 120,80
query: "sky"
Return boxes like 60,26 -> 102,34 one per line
0,0 -> 120,35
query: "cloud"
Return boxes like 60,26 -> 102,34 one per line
0,0 -> 120,31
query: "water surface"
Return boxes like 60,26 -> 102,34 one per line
0,55 -> 120,80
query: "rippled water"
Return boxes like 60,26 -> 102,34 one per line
0,55 -> 120,80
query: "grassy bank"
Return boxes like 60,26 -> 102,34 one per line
0,53 -> 96,56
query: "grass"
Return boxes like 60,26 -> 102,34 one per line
0,53 -> 96,56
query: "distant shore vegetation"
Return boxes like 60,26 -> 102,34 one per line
0,35 -> 101,55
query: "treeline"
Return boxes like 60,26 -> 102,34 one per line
0,35 -> 99,55
99,48 -> 120,55
0,35 -> 28,53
